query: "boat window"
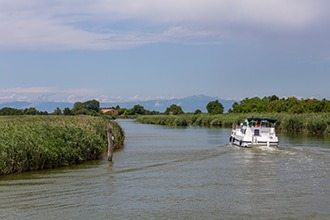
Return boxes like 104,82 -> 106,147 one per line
249,121 -> 255,126
254,129 -> 260,136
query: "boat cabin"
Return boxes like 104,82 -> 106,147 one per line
245,117 -> 276,128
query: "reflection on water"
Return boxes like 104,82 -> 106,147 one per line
1,119 -> 330,219
279,132 -> 330,148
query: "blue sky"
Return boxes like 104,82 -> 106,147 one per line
1,0 -> 330,104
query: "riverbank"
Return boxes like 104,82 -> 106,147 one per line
137,113 -> 330,135
0,115 -> 125,175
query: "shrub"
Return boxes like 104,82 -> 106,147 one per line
174,117 -> 188,126
279,114 -> 304,133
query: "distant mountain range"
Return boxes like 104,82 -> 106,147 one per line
0,95 -> 236,113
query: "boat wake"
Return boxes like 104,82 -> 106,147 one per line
254,145 -> 278,152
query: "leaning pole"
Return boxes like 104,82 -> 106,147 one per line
107,124 -> 114,161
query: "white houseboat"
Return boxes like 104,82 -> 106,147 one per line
230,117 -> 279,147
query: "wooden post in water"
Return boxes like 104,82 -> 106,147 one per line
107,124 -> 114,161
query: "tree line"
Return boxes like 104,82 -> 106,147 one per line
1,95 -> 330,116
228,95 -> 330,114
0,100 -> 159,116
0,99 -> 224,116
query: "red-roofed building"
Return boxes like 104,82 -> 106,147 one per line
101,109 -> 118,115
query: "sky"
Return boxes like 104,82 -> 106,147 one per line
1,0 -> 330,104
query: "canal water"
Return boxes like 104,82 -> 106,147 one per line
1,119 -> 330,219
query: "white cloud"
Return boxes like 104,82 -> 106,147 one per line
0,93 -> 17,101
126,95 -> 178,102
0,0 -> 328,50
0,87 -> 175,104
1,87 -> 55,93
0,87 -> 97,103
128,95 -> 154,102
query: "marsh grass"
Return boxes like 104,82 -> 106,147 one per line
0,116 -> 125,175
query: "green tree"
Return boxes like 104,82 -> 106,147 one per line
132,104 -> 146,115
24,107 -> 39,115
123,109 -> 129,117
165,104 -> 184,115
72,102 -> 84,115
63,107 -> 73,115
206,100 -> 224,114
267,95 -> 279,102
267,99 -> 286,112
285,97 -> 303,113
194,109 -> 202,114
0,107 -> 23,115
83,99 -> 100,112
229,97 -> 268,113
229,102 -> 240,113
53,107 -> 62,115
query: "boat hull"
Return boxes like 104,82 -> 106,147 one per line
230,136 -> 279,148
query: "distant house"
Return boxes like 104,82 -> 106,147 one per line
101,108 -> 118,115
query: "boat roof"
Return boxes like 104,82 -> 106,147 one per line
247,117 -> 277,123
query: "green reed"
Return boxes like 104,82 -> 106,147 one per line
0,116 -> 125,175
137,113 -> 330,135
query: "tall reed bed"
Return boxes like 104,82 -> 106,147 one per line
137,113 -> 330,135
136,114 -> 248,127
0,116 -> 125,175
